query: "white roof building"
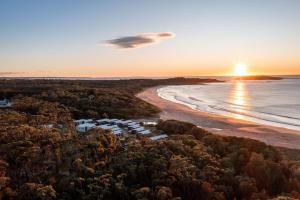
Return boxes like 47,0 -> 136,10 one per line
98,124 -> 118,130
112,129 -> 122,135
139,130 -> 151,135
127,122 -> 138,126
74,119 -> 93,125
96,118 -> 111,123
128,124 -> 141,130
41,124 -> 54,128
107,119 -> 119,125
143,121 -> 158,126
150,134 -> 168,141
115,119 -> 133,125
112,127 -> 121,131
0,99 -> 12,108
122,120 -> 133,124
134,127 -> 145,132
76,123 -> 96,132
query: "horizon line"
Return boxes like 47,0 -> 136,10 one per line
0,74 -> 299,80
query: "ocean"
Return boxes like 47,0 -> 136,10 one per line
157,77 -> 300,131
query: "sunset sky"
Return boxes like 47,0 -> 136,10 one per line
1,0 -> 300,77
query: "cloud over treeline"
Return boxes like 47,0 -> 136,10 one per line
103,32 -> 175,49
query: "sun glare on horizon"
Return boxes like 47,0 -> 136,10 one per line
234,63 -> 248,76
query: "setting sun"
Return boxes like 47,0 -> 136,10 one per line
234,63 -> 248,76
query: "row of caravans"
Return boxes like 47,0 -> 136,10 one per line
75,118 -> 151,135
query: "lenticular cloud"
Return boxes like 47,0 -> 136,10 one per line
103,32 -> 175,49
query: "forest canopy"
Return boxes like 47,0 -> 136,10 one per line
0,79 -> 299,200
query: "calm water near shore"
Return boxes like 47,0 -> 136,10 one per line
158,77 -> 300,131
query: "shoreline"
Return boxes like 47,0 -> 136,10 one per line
137,86 -> 300,149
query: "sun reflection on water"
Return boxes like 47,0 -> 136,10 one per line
231,81 -> 248,119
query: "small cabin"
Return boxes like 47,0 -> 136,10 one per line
0,99 -> 12,108
122,120 -> 133,125
98,124 -> 118,130
150,134 -> 168,141
139,130 -> 151,135
76,123 -> 96,132
143,121 -> 158,126
40,124 -> 54,128
96,118 -> 111,124
74,119 -> 93,126
115,119 -> 127,126
133,127 -> 145,132
128,124 -> 141,130
127,122 -> 138,126
108,119 -> 119,125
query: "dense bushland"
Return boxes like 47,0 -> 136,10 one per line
0,78 -> 220,119
0,79 -> 299,200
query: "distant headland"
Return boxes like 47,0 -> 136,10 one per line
234,75 -> 283,80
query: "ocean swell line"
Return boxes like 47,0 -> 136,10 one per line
157,87 -> 300,131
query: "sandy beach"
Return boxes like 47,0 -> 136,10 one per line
137,87 -> 300,149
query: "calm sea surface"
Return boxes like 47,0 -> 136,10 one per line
158,78 -> 300,131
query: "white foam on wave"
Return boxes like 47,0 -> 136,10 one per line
157,83 -> 300,131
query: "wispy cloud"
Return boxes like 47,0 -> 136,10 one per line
103,32 -> 175,49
